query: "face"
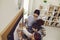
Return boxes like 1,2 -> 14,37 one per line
32,28 -> 38,32
33,13 -> 39,20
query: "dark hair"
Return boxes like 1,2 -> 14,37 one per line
34,32 -> 41,40
34,9 -> 40,16
36,19 -> 45,26
32,19 -> 45,31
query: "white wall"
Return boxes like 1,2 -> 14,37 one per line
33,0 -> 59,9
29,0 -> 59,14
28,0 -> 60,40
0,0 -> 19,33
28,0 -> 34,15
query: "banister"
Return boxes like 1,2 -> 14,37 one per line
0,8 -> 24,40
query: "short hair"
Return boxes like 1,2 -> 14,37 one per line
32,19 -> 45,31
34,9 -> 40,16
34,32 -> 41,40
36,19 -> 45,26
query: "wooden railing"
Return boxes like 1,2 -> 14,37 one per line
0,8 -> 24,40
0,33 -> 2,40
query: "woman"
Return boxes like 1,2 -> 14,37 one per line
19,19 -> 46,40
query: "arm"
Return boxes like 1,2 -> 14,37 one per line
22,27 -> 32,38
31,33 -> 35,40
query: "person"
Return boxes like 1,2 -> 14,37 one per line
19,19 -> 46,40
25,9 -> 40,32
24,19 -> 45,40
24,19 -> 46,40
31,19 -> 46,40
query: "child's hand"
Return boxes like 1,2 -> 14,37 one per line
30,33 -> 35,40
19,23 -> 23,27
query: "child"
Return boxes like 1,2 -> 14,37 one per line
31,19 -> 46,40
25,19 -> 46,40
18,19 -> 46,40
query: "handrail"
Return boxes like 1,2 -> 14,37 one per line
0,8 -> 24,40
0,33 -> 2,40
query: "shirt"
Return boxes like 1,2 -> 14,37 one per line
27,15 -> 35,27
22,27 -> 32,38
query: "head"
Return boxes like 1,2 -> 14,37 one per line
32,19 -> 45,31
34,32 -> 41,40
33,9 -> 40,20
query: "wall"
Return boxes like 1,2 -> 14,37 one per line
32,0 -> 59,11
28,0 -> 34,15
0,0 -> 19,33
